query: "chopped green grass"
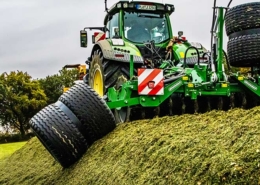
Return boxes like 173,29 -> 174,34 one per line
1,107 -> 260,184
0,141 -> 26,160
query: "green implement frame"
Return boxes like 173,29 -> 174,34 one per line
106,6 -> 260,110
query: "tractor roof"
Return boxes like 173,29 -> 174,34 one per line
104,1 -> 174,25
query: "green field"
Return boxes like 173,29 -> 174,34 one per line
0,141 -> 27,160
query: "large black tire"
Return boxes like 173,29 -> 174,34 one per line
225,2 -> 260,36
29,104 -> 88,168
227,33 -> 260,67
88,49 -> 140,123
58,82 -> 116,144
88,49 -> 138,96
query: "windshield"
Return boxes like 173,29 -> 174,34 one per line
124,12 -> 170,44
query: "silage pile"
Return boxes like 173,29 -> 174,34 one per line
0,107 -> 260,184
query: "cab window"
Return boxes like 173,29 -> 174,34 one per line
106,13 -> 119,38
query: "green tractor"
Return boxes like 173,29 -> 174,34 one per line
29,0 -> 260,168
80,0 -> 208,122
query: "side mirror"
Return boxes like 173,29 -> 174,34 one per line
178,31 -> 183,37
80,30 -> 88,48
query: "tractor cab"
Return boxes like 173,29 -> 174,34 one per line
80,1 -> 206,69
80,1 -> 175,49
103,1 -> 174,44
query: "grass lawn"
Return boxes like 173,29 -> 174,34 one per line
0,141 -> 27,160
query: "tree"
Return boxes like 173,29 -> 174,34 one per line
0,71 -> 47,136
39,67 -> 79,104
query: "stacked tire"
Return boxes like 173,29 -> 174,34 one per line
225,2 -> 260,67
29,82 -> 116,168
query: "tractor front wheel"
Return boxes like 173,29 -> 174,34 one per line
88,49 -> 139,123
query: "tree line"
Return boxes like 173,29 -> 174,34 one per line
0,68 -> 78,137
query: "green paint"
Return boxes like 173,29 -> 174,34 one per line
130,55 -> 134,79
217,7 -> 225,81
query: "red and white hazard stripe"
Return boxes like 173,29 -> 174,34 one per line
94,32 -> 106,42
138,68 -> 164,95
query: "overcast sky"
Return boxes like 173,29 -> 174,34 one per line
0,0 -> 249,79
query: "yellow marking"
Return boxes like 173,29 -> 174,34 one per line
182,76 -> 188,81
180,52 -> 185,58
63,87 -> 69,92
238,76 -> 244,81
188,83 -> 194,88
136,51 -> 141,56
221,83 -> 228,88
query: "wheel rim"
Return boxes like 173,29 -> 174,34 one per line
93,69 -> 104,97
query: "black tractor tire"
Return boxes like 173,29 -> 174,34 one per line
88,49 -> 141,123
227,33 -> 260,67
58,82 -> 116,144
88,49 -> 139,97
225,2 -> 260,36
29,104 -> 88,168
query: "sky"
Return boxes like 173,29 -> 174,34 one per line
0,0 -> 250,79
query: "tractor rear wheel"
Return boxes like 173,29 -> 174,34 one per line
88,49 -> 136,97
227,33 -> 260,67
225,2 -> 260,36
88,50 -> 105,97
88,49 -> 141,123
29,104 -> 88,168
58,82 -> 116,144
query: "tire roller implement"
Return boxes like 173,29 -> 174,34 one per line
29,0 -> 260,168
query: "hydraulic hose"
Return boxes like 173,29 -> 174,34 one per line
164,74 -> 184,84
202,52 -> 211,61
227,0 -> 233,8
223,49 -> 231,72
163,46 -> 200,84
224,0 -> 233,18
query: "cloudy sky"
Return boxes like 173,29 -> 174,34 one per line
0,0 -> 249,79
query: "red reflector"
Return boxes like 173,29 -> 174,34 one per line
115,54 -> 124,58
181,36 -> 186,40
147,81 -> 155,89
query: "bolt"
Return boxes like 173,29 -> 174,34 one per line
124,100 -> 128,104
152,97 -> 156,100
142,98 -> 145,102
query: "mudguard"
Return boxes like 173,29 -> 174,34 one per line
91,39 -> 144,64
